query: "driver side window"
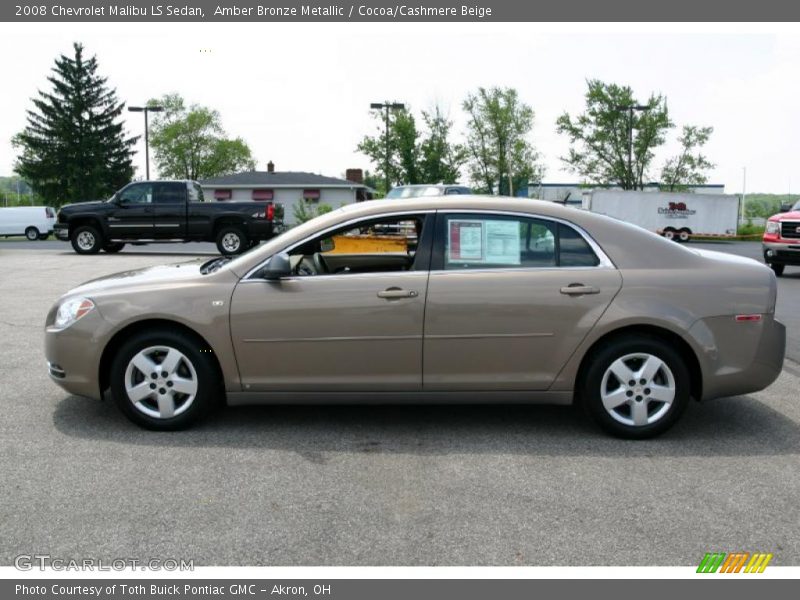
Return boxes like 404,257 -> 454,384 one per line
289,214 -> 428,277
118,183 -> 153,204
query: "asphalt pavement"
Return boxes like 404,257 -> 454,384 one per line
0,242 -> 798,566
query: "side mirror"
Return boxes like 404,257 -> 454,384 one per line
780,203 -> 791,213
261,253 -> 292,280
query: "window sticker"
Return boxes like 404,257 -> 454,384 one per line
449,220 -> 484,261
447,218 -> 521,265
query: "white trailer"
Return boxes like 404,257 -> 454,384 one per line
582,190 -> 739,242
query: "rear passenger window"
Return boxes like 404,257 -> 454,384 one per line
559,224 -> 600,267
441,214 -> 599,270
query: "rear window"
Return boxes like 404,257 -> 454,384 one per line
440,214 -> 599,270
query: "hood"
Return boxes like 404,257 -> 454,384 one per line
65,259 -> 208,297
771,210 -> 800,221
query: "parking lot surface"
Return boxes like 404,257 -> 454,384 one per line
1,244 -> 798,566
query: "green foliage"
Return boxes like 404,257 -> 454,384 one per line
744,194 -> 799,219
13,43 -> 136,207
148,93 -> 255,180
293,201 -> 334,224
556,80 -> 672,190
661,125 -> 715,191
357,107 -> 421,188
358,103 -> 466,190
463,87 -> 544,196
419,106 -> 467,185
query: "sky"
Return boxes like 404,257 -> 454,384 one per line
0,22 -> 798,194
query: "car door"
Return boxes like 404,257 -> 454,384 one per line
109,182 -> 154,237
151,181 -> 188,238
229,212 -> 433,391
423,211 -> 622,391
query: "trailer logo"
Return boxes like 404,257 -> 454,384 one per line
658,201 -> 697,218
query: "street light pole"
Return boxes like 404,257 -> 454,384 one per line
370,101 -> 405,195
616,104 -> 650,190
128,105 -> 164,179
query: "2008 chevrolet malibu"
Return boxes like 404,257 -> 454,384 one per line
45,197 -> 786,438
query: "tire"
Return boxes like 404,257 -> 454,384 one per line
38,233 -> 50,241
580,334 -> 691,439
103,242 -> 125,254
109,328 -> 221,431
677,229 -> 691,243
215,226 -> 248,256
25,227 -> 40,241
770,263 -> 785,277
662,228 -> 676,241
70,225 -> 103,254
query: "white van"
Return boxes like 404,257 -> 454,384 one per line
0,206 -> 56,240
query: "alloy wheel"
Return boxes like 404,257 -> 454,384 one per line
599,352 -> 676,427
221,232 -> 241,253
77,231 -> 96,250
123,345 -> 198,419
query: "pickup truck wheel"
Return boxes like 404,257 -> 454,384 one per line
103,242 -> 125,254
216,226 -> 248,256
771,264 -> 785,277
25,227 -> 40,241
71,225 -> 103,254
110,329 -> 221,430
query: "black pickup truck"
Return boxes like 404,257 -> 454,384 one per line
54,180 -> 278,255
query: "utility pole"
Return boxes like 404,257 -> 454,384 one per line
370,101 -> 405,195
128,104 -> 165,179
742,166 -> 747,223
616,104 -> 651,190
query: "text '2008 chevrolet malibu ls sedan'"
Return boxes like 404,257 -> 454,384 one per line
45,197 -> 786,438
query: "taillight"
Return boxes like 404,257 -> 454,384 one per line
266,204 -> 275,221
735,314 -> 762,322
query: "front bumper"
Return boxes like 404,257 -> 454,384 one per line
44,309 -> 110,401
54,223 -> 69,241
763,241 -> 800,265
689,313 -> 786,401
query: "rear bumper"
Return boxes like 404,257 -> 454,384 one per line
689,314 -> 785,401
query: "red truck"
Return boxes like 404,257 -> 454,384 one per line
763,199 -> 800,276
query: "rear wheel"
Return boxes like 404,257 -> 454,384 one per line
216,226 -> 248,256
25,227 -> 40,241
677,229 -> 691,243
662,228 -> 676,241
771,263 -> 785,277
103,242 -> 125,254
110,329 -> 221,430
581,335 -> 690,439
70,225 -> 103,254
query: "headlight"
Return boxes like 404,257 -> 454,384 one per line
765,221 -> 780,235
54,297 -> 95,330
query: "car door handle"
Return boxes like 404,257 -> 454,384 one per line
560,284 -> 600,296
377,288 -> 418,299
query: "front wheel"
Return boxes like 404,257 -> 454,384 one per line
215,226 -> 249,256
770,263 -> 785,277
581,335 -> 690,439
70,225 -> 103,254
25,227 -> 40,241
110,329 -> 221,430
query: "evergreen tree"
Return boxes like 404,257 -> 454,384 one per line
13,43 -> 137,206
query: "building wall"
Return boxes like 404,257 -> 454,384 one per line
199,186 -> 358,225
